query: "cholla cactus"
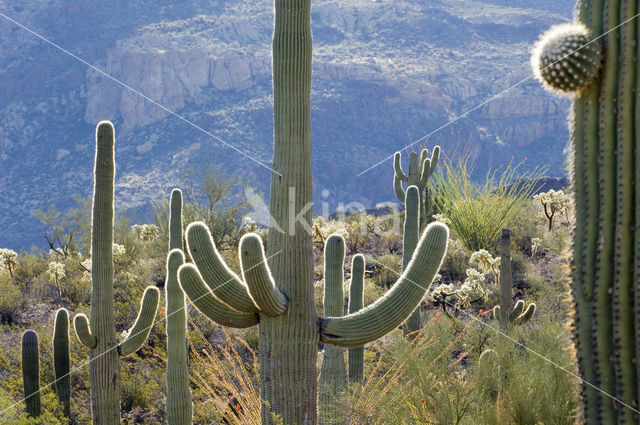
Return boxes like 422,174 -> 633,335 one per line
530,237 -> 543,258
432,213 -> 450,226
312,217 -> 350,250
533,189 -> 572,230
469,249 -> 500,278
0,248 -> 18,278
131,224 -> 160,241
429,268 -> 490,313
531,23 -> 601,94
46,261 -> 66,298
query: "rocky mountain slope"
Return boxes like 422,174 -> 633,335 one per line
0,0 -> 574,250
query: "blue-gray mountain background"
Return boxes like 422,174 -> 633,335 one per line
0,0 -> 574,251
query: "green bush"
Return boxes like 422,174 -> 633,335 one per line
0,275 -> 24,324
433,153 -> 545,252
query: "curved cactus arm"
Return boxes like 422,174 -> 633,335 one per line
53,308 -> 71,418
429,146 -> 440,177
393,152 -> 408,181
320,221 -> 449,347
323,234 -> 346,317
419,148 -> 429,164
514,303 -> 536,325
118,286 -> 160,356
508,299 -> 525,322
74,314 -> 97,349
393,174 -> 406,203
240,233 -> 287,316
186,222 -> 259,313
179,263 -> 260,328
491,306 -> 500,321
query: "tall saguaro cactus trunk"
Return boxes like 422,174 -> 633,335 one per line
177,2 -> 449,424
166,189 -> 193,425
266,0 -> 317,421
532,1 -> 637,423
73,122 -> 160,425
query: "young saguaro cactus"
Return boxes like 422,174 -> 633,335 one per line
394,147 -> 439,334
491,229 -> 535,328
165,188 -> 193,425
347,254 -> 365,384
73,121 -> 160,425
53,308 -> 71,418
318,235 -> 348,425
532,1 -> 637,422
21,330 -> 40,418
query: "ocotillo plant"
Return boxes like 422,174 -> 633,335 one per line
73,121 -> 160,425
347,254 -> 365,384
53,308 -> 71,418
21,330 -> 40,418
394,147 -> 440,334
318,234 -> 348,425
532,1 -> 637,422
179,184 -> 447,425
491,229 -> 535,327
166,188 -> 193,425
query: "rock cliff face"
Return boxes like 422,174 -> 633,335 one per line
0,0 -> 573,250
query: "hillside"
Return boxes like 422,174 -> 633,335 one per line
0,0 -> 574,250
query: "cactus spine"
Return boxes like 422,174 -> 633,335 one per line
491,229 -> 536,327
319,235 -> 348,425
394,147 -> 440,334
347,254 -> 365,384
21,330 -> 40,418
73,121 -> 160,425
166,189 -> 192,425
176,2 -> 449,422
533,1 -> 637,422
53,308 -> 71,418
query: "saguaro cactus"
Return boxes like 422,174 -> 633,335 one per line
532,1 -> 637,422
177,1 -> 448,422
73,121 -> 160,425
53,308 -> 71,418
21,330 -> 40,418
491,229 -> 535,327
347,254 -> 365,384
318,235 -> 348,425
166,188 -> 193,425
394,147 -> 439,334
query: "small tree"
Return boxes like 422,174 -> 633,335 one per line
533,189 -> 572,231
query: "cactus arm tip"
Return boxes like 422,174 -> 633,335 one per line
186,222 -> 259,313
320,221 -> 448,347
429,146 -> 440,177
178,263 -> 260,328
394,152 -> 408,181
73,314 -> 97,349
240,233 -> 288,316
118,286 -> 160,357
393,173 -> 406,203
515,303 -> 536,325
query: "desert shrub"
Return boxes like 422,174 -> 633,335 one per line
0,275 -> 24,324
370,254 -> 401,288
433,153 -> 545,252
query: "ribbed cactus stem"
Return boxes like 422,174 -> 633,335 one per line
21,330 -> 40,418
533,1 -> 640,421
319,235 -> 347,425
166,189 -> 193,425
348,254 -> 365,383
492,229 -> 535,327
73,121 -> 160,425
498,229 -> 512,328
53,308 -> 71,418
